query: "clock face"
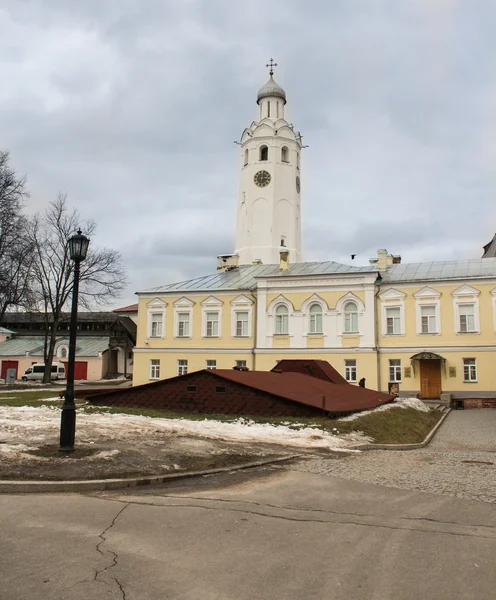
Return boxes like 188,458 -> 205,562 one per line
254,170 -> 271,187
296,176 -> 301,193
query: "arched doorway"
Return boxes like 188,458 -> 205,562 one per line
411,352 -> 445,399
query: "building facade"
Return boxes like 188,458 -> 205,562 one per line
132,66 -> 496,402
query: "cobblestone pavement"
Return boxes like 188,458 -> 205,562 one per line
294,409 -> 496,504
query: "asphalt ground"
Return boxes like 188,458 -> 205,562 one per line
1,464 -> 495,600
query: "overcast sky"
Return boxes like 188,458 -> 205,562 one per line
2,0 -> 496,307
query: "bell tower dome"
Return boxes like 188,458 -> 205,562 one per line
234,60 -> 303,265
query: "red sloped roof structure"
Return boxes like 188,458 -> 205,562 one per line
113,304 -> 138,313
211,369 -> 392,413
272,359 -> 348,384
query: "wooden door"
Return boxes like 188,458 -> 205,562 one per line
420,360 -> 441,399
74,362 -> 88,381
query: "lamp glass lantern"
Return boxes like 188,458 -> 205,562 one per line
68,229 -> 90,262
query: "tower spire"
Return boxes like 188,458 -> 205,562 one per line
266,58 -> 278,77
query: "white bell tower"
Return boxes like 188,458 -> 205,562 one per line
234,60 -> 303,265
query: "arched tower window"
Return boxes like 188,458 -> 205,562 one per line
244,149 -> 249,166
267,101 -> 271,118
281,146 -> 289,163
275,305 -> 289,334
259,145 -> 268,161
344,302 -> 358,333
309,304 -> 323,334
297,153 -> 300,170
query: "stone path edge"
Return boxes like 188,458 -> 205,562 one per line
0,454 -> 302,494
349,408 -> 452,451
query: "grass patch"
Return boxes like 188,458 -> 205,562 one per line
331,407 -> 443,444
83,404 -> 443,445
0,392 -> 444,445
0,390 -> 65,408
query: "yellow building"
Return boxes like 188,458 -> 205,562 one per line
133,66 -> 496,403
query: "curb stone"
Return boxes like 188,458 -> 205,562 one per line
0,454 -> 302,494
348,408 -> 452,451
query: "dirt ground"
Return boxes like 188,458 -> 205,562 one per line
0,406 -> 351,481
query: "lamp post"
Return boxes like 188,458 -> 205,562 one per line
59,229 -> 90,452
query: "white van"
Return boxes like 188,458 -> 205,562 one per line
21,362 -> 66,382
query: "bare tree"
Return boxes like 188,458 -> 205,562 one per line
31,194 -> 128,382
0,151 -> 35,323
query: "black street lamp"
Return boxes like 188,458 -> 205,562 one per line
59,229 -> 90,452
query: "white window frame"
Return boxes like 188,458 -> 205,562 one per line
177,312 -> 191,337
452,285 -> 480,334
150,359 -> 160,380
177,359 -> 188,376
308,303 -> 323,334
379,289 -> 406,337
414,287 -> 441,335
275,304 -> 289,335
230,295 -> 253,338
173,297 -> 194,339
385,307 -> 402,335
205,313 -> 219,337
150,313 -> 164,338
389,359 -> 402,382
206,359 -> 217,370
146,298 -> 167,339
201,296 -> 223,338
235,359 -> 247,368
345,359 -> 357,382
343,301 -> 359,333
57,344 -> 68,359
420,305 -> 437,334
463,358 -> 477,382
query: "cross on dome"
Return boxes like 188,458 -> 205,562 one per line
266,58 -> 278,76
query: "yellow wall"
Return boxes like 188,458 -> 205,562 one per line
266,290 -> 365,310
379,351 -> 496,394
137,294 -> 255,350
379,283 -> 496,347
133,351 -> 253,385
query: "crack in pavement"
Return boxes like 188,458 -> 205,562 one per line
156,494 -> 496,530
102,496 -> 496,540
94,503 -> 129,599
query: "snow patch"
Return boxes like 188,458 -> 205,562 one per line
338,397 -> 430,422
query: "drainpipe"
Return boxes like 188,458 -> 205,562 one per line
252,292 -> 258,371
374,274 -> 382,392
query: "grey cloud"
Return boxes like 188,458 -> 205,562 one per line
1,0 -> 495,307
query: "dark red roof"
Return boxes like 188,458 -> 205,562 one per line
211,369 -> 393,413
113,304 -> 138,313
272,359 -> 347,384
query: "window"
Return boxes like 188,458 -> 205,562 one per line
59,346 -> 68,359
281,146 -> 289,163
344,302 -> 358,333
186,385 -> 197,392
150,359 -> 160,379
389,359 -> 402,382
235,360 -> 247,368
345,359 -> 357,382
150,313 -> 163,337
206,360 -> 217,370
215,386 -> 227,393
463,358 -> 477,382
177,360 -> 188,376
259,145 -> 268,161
297,153 -> 300,170
420,305 -> 436,333
267,101 -> 270,117
235,311 -> 249,336
459,304 -> 475,332
309,304 -> 323,334
205,312 -> 219,337
275,305 -> 289,334
386,307 -> 401,335
244,149 -> 248,166
177,313 -> 190,337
